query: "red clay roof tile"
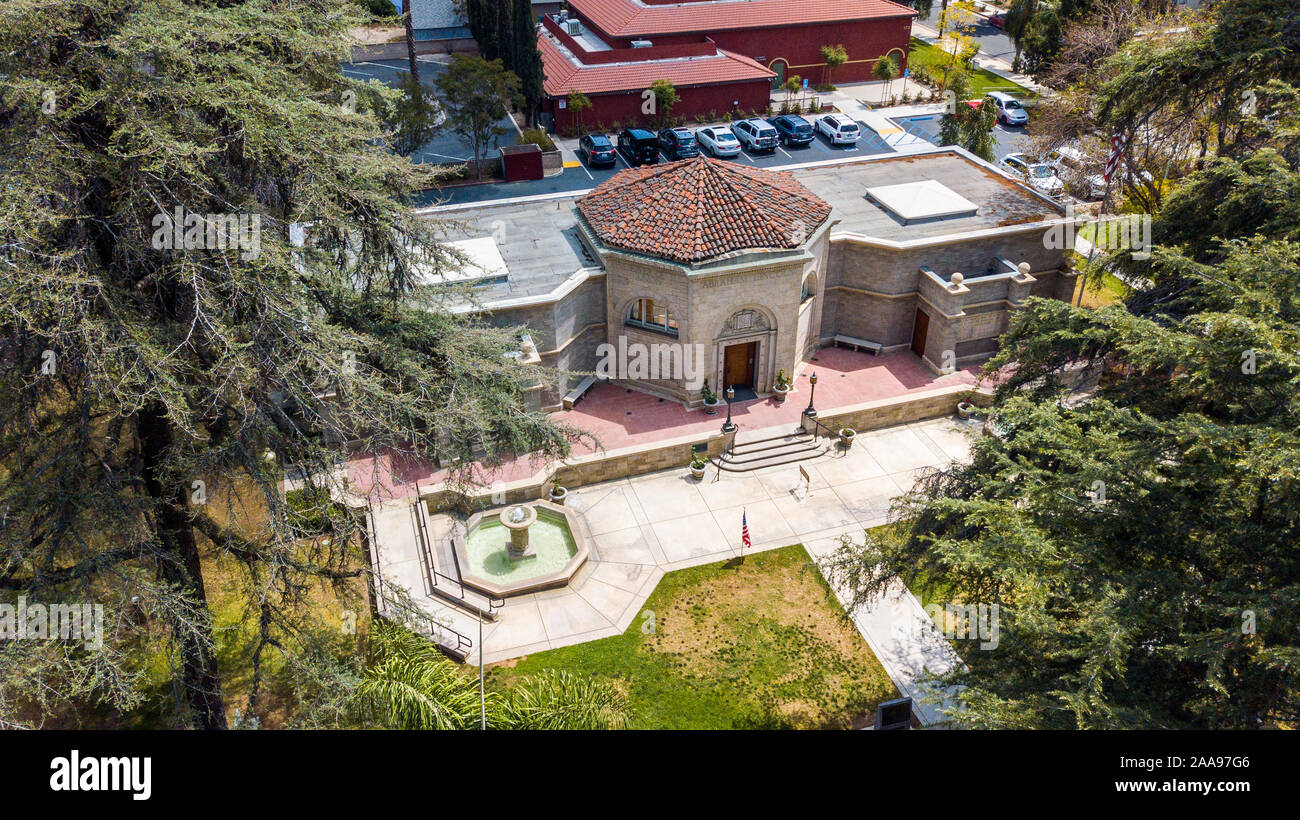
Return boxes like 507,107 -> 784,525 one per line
538,34 -> 773,96
577,155 -> 833,264
569,0 -> 917,37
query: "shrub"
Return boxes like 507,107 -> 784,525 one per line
356,0 -> 398,18
520,127 -> 556,151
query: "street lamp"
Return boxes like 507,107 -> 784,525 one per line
721,385 -> 737,433
804,372 -> 818,418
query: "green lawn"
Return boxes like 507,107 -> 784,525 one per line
487,545 -> 898,729
907,37 -> 1032,98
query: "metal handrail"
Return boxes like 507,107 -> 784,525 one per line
364,499 -> 474,655
409,486 -> 503,615
805,414 -> 840,440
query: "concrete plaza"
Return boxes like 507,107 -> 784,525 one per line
369,414 -> 974,726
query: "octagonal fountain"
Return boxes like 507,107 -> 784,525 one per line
455,500 -> 590,597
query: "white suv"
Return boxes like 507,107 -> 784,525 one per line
732,119 -> 779,153
816,114 -> 861,145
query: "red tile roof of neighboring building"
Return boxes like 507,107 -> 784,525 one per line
539,33 -> 773,96
577,155 -> 833,264
569,0 -> 917,37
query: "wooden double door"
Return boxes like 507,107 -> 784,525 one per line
723,342 -> 758,390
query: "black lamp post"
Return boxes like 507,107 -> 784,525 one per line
804,372 -> 818,418
721,385 -> 737,433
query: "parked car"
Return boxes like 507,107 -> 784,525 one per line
617,128 -> 660,166
816,113 -> 861,145
988,13 -> 1006,29
732,118 -> 779,153
578,133 -> 617,167
1000,152 -> 1065,197
1048,145 -> 1105,199
658,127 -> 700,160
695,125 -> 742,157
985,91 -> 1029,126
769,114 -> 815,147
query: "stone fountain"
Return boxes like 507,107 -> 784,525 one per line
499,503 -> 538,559
458,500 -> 590,598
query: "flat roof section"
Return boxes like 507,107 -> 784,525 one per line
864,179 -> 979,223
795,152 -> 1062,241
437,197 -> 594,302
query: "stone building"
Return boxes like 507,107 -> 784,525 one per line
429,147 -> 1079,411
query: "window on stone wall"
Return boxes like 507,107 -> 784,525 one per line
801,274 -> 815,303
626,298 -> 678,336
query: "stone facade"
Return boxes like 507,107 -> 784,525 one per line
443,151 -> 1079,410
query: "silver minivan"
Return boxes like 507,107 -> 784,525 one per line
985,92 -> 1029,126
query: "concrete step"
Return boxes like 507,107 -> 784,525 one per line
722,439 -> 821,465
729,429 -> 814,454
713,437 -> 828,472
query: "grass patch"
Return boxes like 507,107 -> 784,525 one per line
907,37 -> 1032,98
1073,270 -> 1130,308
487,545 -> 898,729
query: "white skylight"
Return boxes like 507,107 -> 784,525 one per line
865,179 -> 979,222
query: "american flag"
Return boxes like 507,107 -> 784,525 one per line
1104,132 -> 1128,183
741,510 -> 751,550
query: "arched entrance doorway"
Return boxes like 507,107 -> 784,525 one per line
715,307 -> 778,400
768,59 -> 788,91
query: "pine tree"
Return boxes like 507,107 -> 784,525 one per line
512,0 -> 545,124
0,0 -> 581,729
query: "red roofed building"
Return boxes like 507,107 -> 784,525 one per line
560,0 -> 915,92
539,12 -> 776,131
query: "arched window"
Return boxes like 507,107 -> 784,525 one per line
626,298 -> 678,336
801,273 -> 816,303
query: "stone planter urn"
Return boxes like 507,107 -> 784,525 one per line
839,427 -> 856,450
957,400 -> 976,419
548,484 -> 568,505
772,370 -> 791,403
689,458 -> 707,481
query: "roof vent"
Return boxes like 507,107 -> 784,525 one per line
630,39 -> 654,48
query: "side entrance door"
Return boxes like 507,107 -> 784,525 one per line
723,342 -> 758,390
911,309 -> 930,358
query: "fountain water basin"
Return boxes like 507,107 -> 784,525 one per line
456,500 -> 589,597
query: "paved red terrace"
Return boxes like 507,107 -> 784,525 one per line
347,348 -> 978,499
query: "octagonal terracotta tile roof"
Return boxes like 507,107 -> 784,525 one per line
576,156 -> 832,264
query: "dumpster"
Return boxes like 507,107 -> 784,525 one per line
499,143 -> 544,182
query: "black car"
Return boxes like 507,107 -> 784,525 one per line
658,127 -> 700,160
617,128 -> 660,166
770,114 -> 815,147
578,133 -> 617,167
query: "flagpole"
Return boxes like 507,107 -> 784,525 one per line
1078,131 -> 1126,307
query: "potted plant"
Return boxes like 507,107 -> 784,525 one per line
956,392 -> 976,419
772,369 -> 791,403
548,478 -> 567,505
701,380 -> 720,415
688,455 -> 707,481
838,426 -> 856,449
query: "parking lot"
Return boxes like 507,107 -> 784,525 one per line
418,112 -> 1033,208
342,57 -> 520,166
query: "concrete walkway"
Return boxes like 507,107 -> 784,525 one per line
370,415 -> 977,726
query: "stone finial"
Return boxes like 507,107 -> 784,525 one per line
1018,261 -> 1032,276
949,271 -> 964,289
